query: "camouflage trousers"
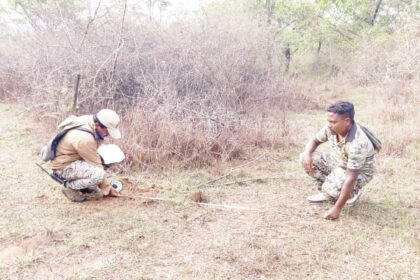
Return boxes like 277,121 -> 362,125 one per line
54,160 -> 105,191
300,152 -> 373,199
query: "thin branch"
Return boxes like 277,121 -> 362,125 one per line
370,0 -> 383,26
78,0 -> 101,52
57,5 -> 75,52
110,0 -> 128,81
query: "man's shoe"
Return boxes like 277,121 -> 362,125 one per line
61,187 -> 86,202
346,191 -> 362,206
307,192 -> 329,203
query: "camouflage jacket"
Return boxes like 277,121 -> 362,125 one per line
315,123 -> 376,178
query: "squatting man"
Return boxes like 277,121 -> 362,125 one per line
49,109 -> 122,202
300,101 -> 377,220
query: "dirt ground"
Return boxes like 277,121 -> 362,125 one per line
0,101 -> 419,280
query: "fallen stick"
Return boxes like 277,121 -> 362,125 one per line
221,176 -> 282,186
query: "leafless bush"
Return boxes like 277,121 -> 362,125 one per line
0,1 -> 317,170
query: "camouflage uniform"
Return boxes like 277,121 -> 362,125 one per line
51,121 -> 111,197
302,123 -> 376,199
54,160 -> 105,191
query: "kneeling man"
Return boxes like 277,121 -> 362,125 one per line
301,101 -> 376,219
51,109 -> 121,202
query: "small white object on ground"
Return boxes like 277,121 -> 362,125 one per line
112,181 -> 123,192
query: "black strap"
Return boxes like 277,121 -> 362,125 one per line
75,127 -> 95,137
52,125 -> 95,158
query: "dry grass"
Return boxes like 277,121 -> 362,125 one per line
1,97 -> 418,279
0,6 -> 419,280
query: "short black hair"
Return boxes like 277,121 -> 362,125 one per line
327,101 -> 355,122
93,113 -> 107,129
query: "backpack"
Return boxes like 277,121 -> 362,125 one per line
40,126 -> 94,162
356,121 -> 382,152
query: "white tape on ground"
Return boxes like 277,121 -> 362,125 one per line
121,195 -> 258,211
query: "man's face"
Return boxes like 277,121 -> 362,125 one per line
327,112 -> 350,136
95,123 -> 109,138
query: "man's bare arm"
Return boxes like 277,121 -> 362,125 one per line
301,137 -> 321,172
336,169 -> 358,208
323,169 -> 358,219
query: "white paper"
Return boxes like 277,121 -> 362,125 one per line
97,144 -> 125,165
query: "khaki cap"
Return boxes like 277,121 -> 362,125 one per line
96,109 -> 121,139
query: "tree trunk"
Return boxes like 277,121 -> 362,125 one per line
265,0 -> 272,24
284,43 -> 291,73
312,40 -> 322,73
370,0 -> 383,25
72,74 -> 81,115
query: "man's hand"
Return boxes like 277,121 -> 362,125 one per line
108,187 -> 120,197
323,169 -> 358,220
301,152 -> 313,173
301,138 -> 321,173
323,206 -> 341,220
